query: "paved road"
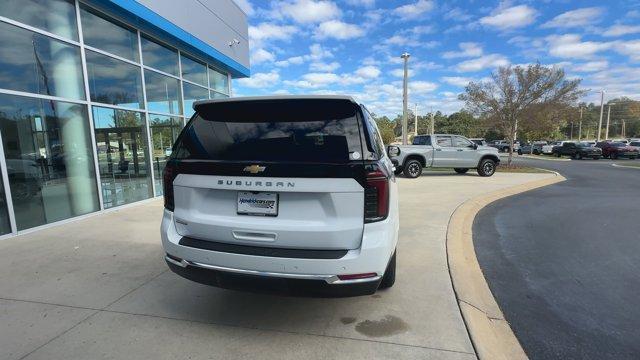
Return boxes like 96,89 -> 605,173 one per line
474,156 -> 640,359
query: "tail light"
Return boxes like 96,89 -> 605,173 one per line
364,166 -> 389,223
163,162 -> 178,211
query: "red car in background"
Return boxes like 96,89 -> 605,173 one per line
595,141 -> 639,159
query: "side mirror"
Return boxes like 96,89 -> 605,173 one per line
471,143 -> 478,150
388,146 -> 400,157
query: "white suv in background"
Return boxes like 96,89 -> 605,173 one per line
161,96 -> 399,296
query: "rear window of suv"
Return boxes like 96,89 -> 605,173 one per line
172,99 -> 364,163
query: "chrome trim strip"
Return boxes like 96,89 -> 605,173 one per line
164,255 -> 381,284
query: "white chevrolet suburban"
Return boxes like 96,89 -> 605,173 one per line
388,134 -> 500,178
161,96 -> 399,296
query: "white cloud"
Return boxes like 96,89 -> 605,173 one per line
541,7 -> 603,29
456,54 -> 509,72
275,56 -> 305,67
603,24 -> 640,37
354,65 -> 381,78
479,5 -> 538,30
444,7 -> 473,22
546,34 -> 611,59
309,61 -> 341,72
392,0 -> 435,19
249,23 -> 298,43
441,76 -> 473,87
410,81 -> 438,93
615,40 -> 640,61
308,43 -> 333,61
233,0 -> 255,16
572,61 -> 609,72
251,48 -> 275,64
315,20 -> 365,39
275,0 -> 341,24
237,71 -> 279,88
345,0 -> 375,7
442,42 -> 483,59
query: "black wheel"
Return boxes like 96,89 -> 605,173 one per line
378,251 -> 396,290
630,156 -> 637,160
477,159 -> 497,177
533,149 -> 540,155
556,152 -> 561,158
592,156 -> 600,160
403,159 -> 423,178
454,168 -> 469,174
570,154 -> 576,159
517,149 -> 522,155
394,167 -> 403,176
611,152 -> 618,160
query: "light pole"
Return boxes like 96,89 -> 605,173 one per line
414,103 -> 418,136
430,106 -> 435,135
605,103 -> 615,140
401,52 -> 410,145
597,90 -> 605,141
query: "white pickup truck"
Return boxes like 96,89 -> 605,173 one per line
388,134 -> 501,178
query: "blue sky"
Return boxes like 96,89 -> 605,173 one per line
232,0 -> 640,117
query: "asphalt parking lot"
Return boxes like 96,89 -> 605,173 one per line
475,156 -> 640,359
0,171 -> 554,360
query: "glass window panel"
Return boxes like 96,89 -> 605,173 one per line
0,162 -> 11,235
80,5 -> 139,62
0,94 -> 99,230
92,107 -> 152,208
144,70 -> 182,115
86,50 -> 144,109
0,22 -> 85,100
141,36 -> 178,76
209,67 -> 228,94
0,0 -> 78,40
210,91 -> 229,99
148,114 -> 182,196
183,83 -> 209,117
180,54 -> 207,86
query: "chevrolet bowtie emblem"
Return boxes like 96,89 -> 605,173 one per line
243,164 -> 266,174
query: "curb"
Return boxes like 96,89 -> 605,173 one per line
446,172 -> 566,360
518,155 -> 570,162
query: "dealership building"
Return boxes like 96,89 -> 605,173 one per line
0,0 -> 250,237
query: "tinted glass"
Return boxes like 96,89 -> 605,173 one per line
144,70 -> 182,115
0,94 -> 99,230
174,100 -> 363,163
86,50 -> 143,109
210,91 -> 229,99
149,114 -> 182,196
183,83 -> 209,117
0,0 -> 78,40
0,22 -> 85,100
92,107 -> 152,208
0,162 -> 11,235
141,36 -> 178,76
181,54 -> 207,86
209,67 -> 228,93
80,6 -> 139,62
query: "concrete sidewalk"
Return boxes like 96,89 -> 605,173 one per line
0,172 -> 553,360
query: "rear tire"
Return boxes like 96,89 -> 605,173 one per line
533,149 -> 540,155
576,153 -> 582,160
378,251 -> 396,290
403,159 -> 423,178
454,168 -> 469,174
477,159 -> 497,177
556,152 -> 561,158
517,149 -> 522,155
611,152 -> 618,160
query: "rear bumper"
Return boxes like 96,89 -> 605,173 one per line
161,208 -> 398,296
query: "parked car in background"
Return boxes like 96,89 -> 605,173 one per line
580,141 -> 596,147
595,141 -> 639,159
518,141 -> 547,155
162,96 -> 399,296
629,140 -> 640,148
388,134 -> 500,178
542,141 -> 569,155
489,140 -> 519,152
469,138 -> 487,146
553,142 -> 602,159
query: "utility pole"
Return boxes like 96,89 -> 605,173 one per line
578,106 -> 583,141
605,103 -> 614,140
401,52 -> 410,145
430,107 -> 435,135
622,119 -> 626,138
414,103 -> 418,136
597,90 -> 605,142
